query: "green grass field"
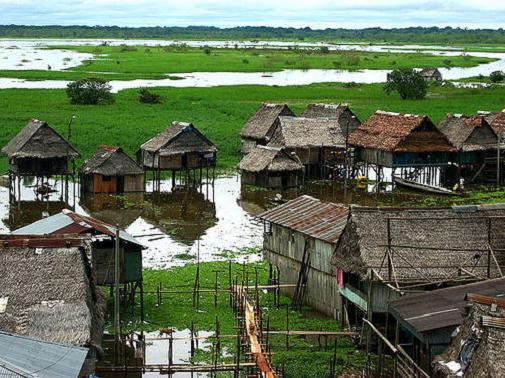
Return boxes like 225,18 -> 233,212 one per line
0,45 -> 495,81
1,82 -> 504,174
109,261 -> 365,377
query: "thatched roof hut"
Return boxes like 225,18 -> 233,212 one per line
433,293 -> 505,377
240,103 -> 294,154
12,209 -> 144,285
239,145 -> 303,188
138,121 -> 217,171
420,68 -> 443,81
480,109 -> 505,138
80,145 -> 144,193
332,204 -> 505,288
301,103 -> 361,134
270,116 -> 347,149
438,114 -> 497,152
349,110 -> 455,167
0,235 -> 105,349
1,119 -> 80,176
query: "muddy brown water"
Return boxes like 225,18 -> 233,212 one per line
0,174 -> 439,269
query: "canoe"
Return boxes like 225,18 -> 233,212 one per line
393,176 -> 460,196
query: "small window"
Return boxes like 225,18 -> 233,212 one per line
102,175 -> 112,182
264,222 -> 273,235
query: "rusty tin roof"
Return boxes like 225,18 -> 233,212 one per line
257,195 -> 349,244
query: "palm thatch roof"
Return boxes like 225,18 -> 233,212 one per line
269,116 -> 347,148
139,121 -> 217,156
438,114 -> 497,152
258,195 -> 349,244
80,145 -> 143,176
433,296 -> 505,377
239,145 -> 303,173
332,204 -> 505,286
0,236 -> 105,348
240,103 -> 294,140
480,110 -> 505,137
1,119 -> 80,159
420,68 -> 442,79
349,110 -> 455,153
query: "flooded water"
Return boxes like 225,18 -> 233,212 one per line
0,173 -> 440,268
99,329 -> 217,377
0,39 -> 504,90
0,175 -> 264,269
0,172 -> 441,269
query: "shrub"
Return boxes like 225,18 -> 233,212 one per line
343,54 -> 360,66
203,46 -> 212,55
242,59 -> 249,64
384,68 -> 427,100
139,89 -> 162,104
443,59 -> 452,67
319,46 -> 330,54
66,77 -> 114,105
490,70 -> 505,83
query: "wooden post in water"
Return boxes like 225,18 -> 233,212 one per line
114,226 -> 121,365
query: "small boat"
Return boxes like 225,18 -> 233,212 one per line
393,176 -> 460,196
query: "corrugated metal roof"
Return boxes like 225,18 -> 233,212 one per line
12,210 -> 144,248
257,195 -> 349,244
0,331 -> 87,378
390,277 -> 505,336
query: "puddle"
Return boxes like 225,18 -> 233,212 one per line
99,329 -> 218,377
0,39 -> 504,89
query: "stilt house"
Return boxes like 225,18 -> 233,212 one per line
240,103 -> 294,154
0,235 -> 105,375
331,204 -> 505,319
80,145 -> 144,194
137,121 -> 217,189
438,114 -> 497,180
12,209 -> 145,287
258,195 -> 349,317
420,68 -> 443,81
269,116 -> 352,178
349,111 -> 455,168
301,103 -> 361,134
239,145 -> 303,188
1,119 -> 79,177
389,279 -> 505,375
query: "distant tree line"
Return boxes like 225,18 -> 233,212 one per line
1,25 -> 505,44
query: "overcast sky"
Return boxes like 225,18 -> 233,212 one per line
1,0 -> 504,29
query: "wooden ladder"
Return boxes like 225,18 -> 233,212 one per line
293,241 -> 311,310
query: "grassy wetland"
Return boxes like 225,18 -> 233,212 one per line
0,44 -> 495,81
1,82 -> 504,173
107,261 -> 365,377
